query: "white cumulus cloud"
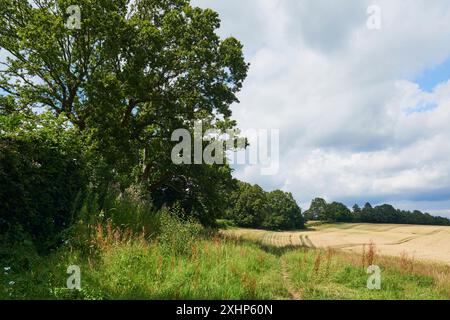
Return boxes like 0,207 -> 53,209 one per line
193,0 -> 450,217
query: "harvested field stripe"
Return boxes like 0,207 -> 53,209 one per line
305,235 -> 316,248
222,223 -> 450,265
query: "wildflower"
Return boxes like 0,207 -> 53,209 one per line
4,267 -> 11,271
9,281 -> 15,286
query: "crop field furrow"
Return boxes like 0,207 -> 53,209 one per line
305,235 -> 316,248
299,235 -> 307,247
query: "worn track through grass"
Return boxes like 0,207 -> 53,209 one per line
280,259 -> 302,300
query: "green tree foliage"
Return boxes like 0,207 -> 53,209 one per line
263,190 -> 304,230
304,198 -> 450,226
304,198 -> 328,221
327,202 -> 353,222
0,0 -> 248,227
227,182 -> 267,228
360,202 -> 373,222
353,203 -> 450,226
352,204 -> 361,214
226,181 -> 305,230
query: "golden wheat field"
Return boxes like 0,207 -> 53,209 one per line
222,223 -> 450,265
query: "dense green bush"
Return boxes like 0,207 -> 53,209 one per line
215,219 -> 237,229
0,115 -> 86,250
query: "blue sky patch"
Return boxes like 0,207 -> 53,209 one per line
406,100 -> 438,115
414,57 -> 450,92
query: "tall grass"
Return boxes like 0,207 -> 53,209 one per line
0,191 -> 289,300
2,191 -> 449,300
283,245 -> 450,300
0,230 -> 288,299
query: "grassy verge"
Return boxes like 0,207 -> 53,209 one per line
2,212 -> 449,300
0,218 -> 288,300
282,247 -> 450,300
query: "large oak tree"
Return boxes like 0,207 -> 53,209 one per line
0,0 -> 248,223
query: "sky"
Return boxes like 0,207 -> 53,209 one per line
2,1 -> 450,218
192,0 -> 450,217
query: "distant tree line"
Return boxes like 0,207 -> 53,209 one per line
304,198 -> 450,226
225,181 -> 305,230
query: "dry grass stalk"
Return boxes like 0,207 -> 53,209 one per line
91,220 -> 148,251
313,252 -> 322,275
367,241 -> 376,266
325,248 -> 334,276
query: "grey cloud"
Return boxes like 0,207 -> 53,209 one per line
281,0 -> 369,52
